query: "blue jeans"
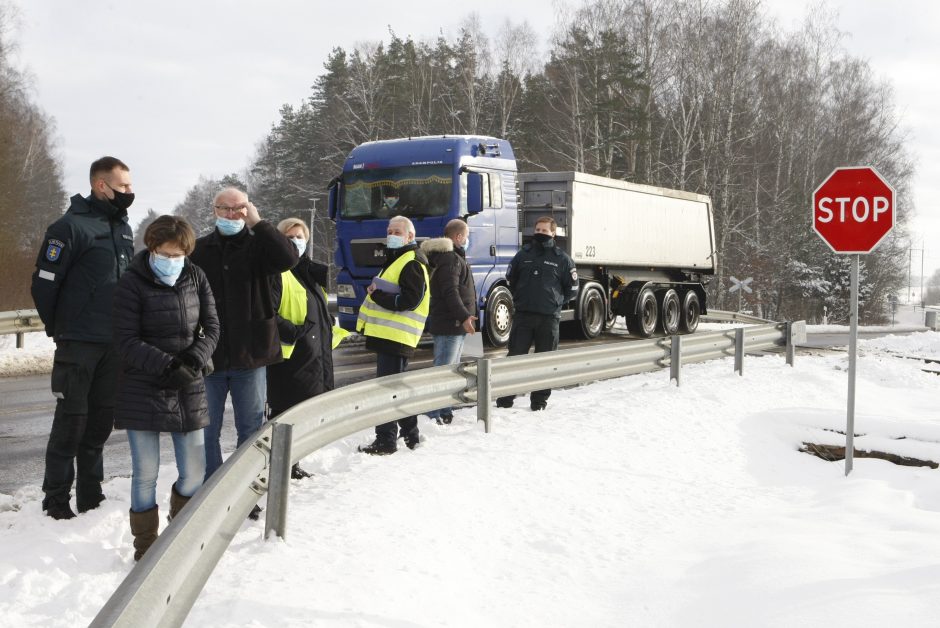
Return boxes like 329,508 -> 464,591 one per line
427,334 -> 466,419
127,429 -> 205,513
204,368 -> 267,479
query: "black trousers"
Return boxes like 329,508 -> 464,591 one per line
374,352 -> 418,441
42,341 -> 118,509
496,311 -> 560,407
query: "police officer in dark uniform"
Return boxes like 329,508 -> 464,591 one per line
496,216 -> 578,411
31,156 -> 135,520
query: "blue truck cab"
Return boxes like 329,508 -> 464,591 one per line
328,135 -> 519,346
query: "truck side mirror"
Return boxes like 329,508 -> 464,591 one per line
328,179 -> 340,221
466,172 -> 483,215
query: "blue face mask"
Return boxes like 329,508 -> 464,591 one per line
386,234 -> 406,250
149,252 -> 185,286
216,216 -> 245,236
460,237 -> 470,251
290,237 -> 307,256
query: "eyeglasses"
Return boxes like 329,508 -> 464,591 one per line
214,205 -> 247,214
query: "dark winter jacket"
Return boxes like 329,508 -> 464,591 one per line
506,239 -> 578,317
420,237 -> 477,335
31,194 -> 134,343
267,257 -> 335,417
364,242 -> 429,358
189,220 -> 298,371
112,251 -> 220,432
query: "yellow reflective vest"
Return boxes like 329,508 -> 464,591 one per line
356,250 -> 429,348
277,270 -> 307,359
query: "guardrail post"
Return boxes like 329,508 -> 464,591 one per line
785,322 -> 795,367
670,335 -> 681,386
16,332 -> 24,349
476,358 -> 492,433
734,327 -> 744,376
264,422 -> 292,540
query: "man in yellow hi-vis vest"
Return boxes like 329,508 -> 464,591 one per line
357,215 -> 430,455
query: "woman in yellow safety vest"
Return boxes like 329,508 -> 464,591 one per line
266,218 -> 337,478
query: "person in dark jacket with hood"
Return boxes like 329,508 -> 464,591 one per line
189,188 -> 298,487
420,219 -> 478,424
356,215 -> 430,455
31,156 -> 135,520
267,218 -> 335,478
112,216 -> 219,561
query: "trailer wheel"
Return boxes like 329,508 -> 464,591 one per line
578,286 -> 606,339
628,287 -> 658,337
679,291 -> 701,334
659,289 -> 681,335
484,285 -> 513,347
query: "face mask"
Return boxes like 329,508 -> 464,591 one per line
533,232 -> 553,245
216,216 -> 246,236
106,184 -> 135,211
386,234 -> 406,250
149,252 -> 185,286
290,237 -> 307,256
459,236 -> 470,250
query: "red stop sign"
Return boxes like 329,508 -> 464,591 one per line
813,166 -> 895,254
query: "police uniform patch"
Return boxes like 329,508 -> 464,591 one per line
571,269 -> 578,282
45,239 -> 65,263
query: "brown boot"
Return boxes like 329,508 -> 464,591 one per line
129,506 -> 159,561
168,484 -> 191,522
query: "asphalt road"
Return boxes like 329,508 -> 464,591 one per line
0,330 -> 638,496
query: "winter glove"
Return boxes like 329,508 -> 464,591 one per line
159,358 -> 199,390
177,351 -> 202,371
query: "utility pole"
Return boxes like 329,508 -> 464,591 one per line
921,240 -> 926,307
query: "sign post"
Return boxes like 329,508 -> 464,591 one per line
728,276 -> 753,313
812,166 -> 895,475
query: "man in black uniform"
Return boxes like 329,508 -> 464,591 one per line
496,216 -> 578,411
31,156 -> 136,520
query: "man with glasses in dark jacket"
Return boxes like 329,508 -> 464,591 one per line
190,188 -> 298,503
31,156 -> 136,520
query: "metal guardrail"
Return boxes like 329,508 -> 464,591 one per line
91,319 -> 805,627
702,309 -> 774,324
0,309 -> 44,348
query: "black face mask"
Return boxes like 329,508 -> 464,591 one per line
107,184 -> 135,212
533,232 -> 553,245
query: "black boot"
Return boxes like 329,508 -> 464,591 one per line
359,437 -> 397,455
77,493 -> 106,514
496,396 -> 514,408
402,428 -> 421,450
44,501 -> 76,521
291,463 -> 313,479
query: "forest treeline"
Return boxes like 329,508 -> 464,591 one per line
0,0 -> 923,320
184,0 -> 913,322
0,4 -> 67,309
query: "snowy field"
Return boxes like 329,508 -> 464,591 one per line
1,331 -> 939,627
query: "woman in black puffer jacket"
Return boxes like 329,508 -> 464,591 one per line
112,216 -> 219,561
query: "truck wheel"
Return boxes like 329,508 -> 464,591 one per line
628,287 -> 658,337
679,291 -> 701,334
578,286 -> 606,339
659,289 -> 681,335
484,285 -> 513,347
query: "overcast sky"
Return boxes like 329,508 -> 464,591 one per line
9,0 -> 939,275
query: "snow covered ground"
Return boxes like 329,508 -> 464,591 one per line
1,331 -> 939,627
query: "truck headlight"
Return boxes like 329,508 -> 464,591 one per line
337,284 -> 356,299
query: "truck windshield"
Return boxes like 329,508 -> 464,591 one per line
341,165 -> 452,219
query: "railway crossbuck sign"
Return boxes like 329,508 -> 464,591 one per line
813,166 -> 895,253
812,166 -> 896,477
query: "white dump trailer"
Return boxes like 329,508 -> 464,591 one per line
517,171 -> 717,337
